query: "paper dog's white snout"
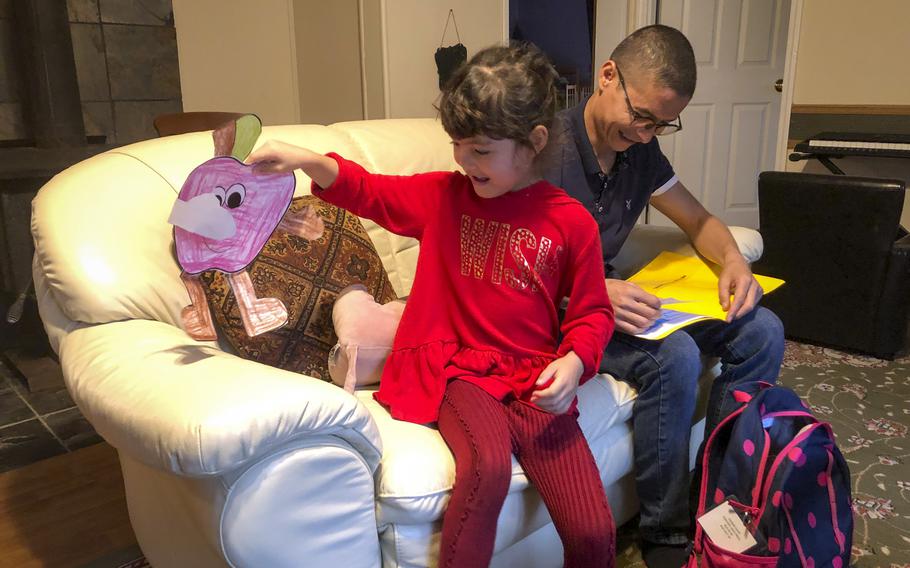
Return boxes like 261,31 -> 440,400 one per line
168,193 -> 237,240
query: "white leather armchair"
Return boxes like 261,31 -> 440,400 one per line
31,118 -> 763,567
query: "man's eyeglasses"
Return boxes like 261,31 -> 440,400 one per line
614,64 -> 683,136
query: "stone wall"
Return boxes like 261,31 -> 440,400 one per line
0,0 -> 182,145
0,1 -> 25,142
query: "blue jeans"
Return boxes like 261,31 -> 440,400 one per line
601,306 -> 784,545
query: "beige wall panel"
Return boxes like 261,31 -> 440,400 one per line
793,0 -> 910,106
173,0 -> 300,126
361,0 -> 386,120
294,1 -> 364,124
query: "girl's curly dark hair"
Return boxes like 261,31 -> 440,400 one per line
437,42 -> 559,151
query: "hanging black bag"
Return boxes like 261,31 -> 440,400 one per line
434,9 -> 466,89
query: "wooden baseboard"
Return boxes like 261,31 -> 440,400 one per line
791,104 -> 910,116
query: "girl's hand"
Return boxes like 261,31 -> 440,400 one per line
530,351 -> 584,414
245,140 -> 310,174
245,140 -> 340,188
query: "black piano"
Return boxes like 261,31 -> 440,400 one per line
790,132 -> 910,174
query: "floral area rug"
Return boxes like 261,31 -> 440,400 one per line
781,340 -> 910,567
617,340 -> 910,567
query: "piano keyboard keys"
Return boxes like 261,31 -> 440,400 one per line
808,139 -> 910,152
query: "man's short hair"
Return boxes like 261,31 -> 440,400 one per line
610,24 -> 696,98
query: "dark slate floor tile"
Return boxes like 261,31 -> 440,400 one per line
0,384 -> 34,427
0,419 -> 66,473
4,373 -> 75,416
43,407 -> 102,451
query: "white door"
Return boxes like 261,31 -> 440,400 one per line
651,0 -> 790,228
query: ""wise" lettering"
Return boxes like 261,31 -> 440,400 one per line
459,214 -> 561,291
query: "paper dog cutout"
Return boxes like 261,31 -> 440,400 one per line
169,114 -> 324,340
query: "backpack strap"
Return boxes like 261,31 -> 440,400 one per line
693,405 -> 749,531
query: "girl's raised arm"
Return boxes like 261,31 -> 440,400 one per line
249,140 -> 447,240
246,140 -> 339,188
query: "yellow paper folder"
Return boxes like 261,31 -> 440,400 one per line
626,251 -> 785,339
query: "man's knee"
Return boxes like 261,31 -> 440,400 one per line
654,332 -> 703,391
608,333 -> 702,398
735,307 -> 786,369
746,307 -> 784,343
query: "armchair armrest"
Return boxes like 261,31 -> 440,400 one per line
611,224 -> 764,278
57,318 -> 381,477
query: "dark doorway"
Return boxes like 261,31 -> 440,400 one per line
509,0 -> 596,109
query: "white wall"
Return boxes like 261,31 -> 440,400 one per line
382,1 -> 507,118
172,0 -> 300,126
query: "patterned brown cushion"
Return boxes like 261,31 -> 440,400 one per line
200,196 -> 397,381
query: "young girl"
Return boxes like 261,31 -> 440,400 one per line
247,43 -> 616,568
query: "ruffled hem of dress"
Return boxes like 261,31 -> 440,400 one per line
374,340 -> 556,424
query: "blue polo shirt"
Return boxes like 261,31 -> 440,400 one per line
542,97 -> 678,278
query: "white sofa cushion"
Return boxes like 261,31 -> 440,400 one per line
358,373 -> 637,526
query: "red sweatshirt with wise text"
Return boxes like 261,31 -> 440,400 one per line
313,154 -> 614,424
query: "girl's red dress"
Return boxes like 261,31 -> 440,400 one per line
313,154 -> 614,424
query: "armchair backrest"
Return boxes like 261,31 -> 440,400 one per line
31,118 -> 457,352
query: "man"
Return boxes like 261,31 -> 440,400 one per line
542,25 -> 784,568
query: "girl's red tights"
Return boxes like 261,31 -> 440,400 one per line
437,379 -> 616,567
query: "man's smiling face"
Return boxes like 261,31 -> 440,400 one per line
586,60 -> 690,154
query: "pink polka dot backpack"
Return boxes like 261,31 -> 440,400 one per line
688,382 -> 853,568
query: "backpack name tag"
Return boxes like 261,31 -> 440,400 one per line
697,501 -> 758,554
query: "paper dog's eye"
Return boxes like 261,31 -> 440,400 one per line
212,186 -> 226,206
225,184 -> 246,209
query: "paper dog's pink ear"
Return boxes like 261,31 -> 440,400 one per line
212,120 -> 236,157
212,114 -> 262,159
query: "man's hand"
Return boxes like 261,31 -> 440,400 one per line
718,257 -> 763,321
606,279 -> 661,335
531,351 -> 584,414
